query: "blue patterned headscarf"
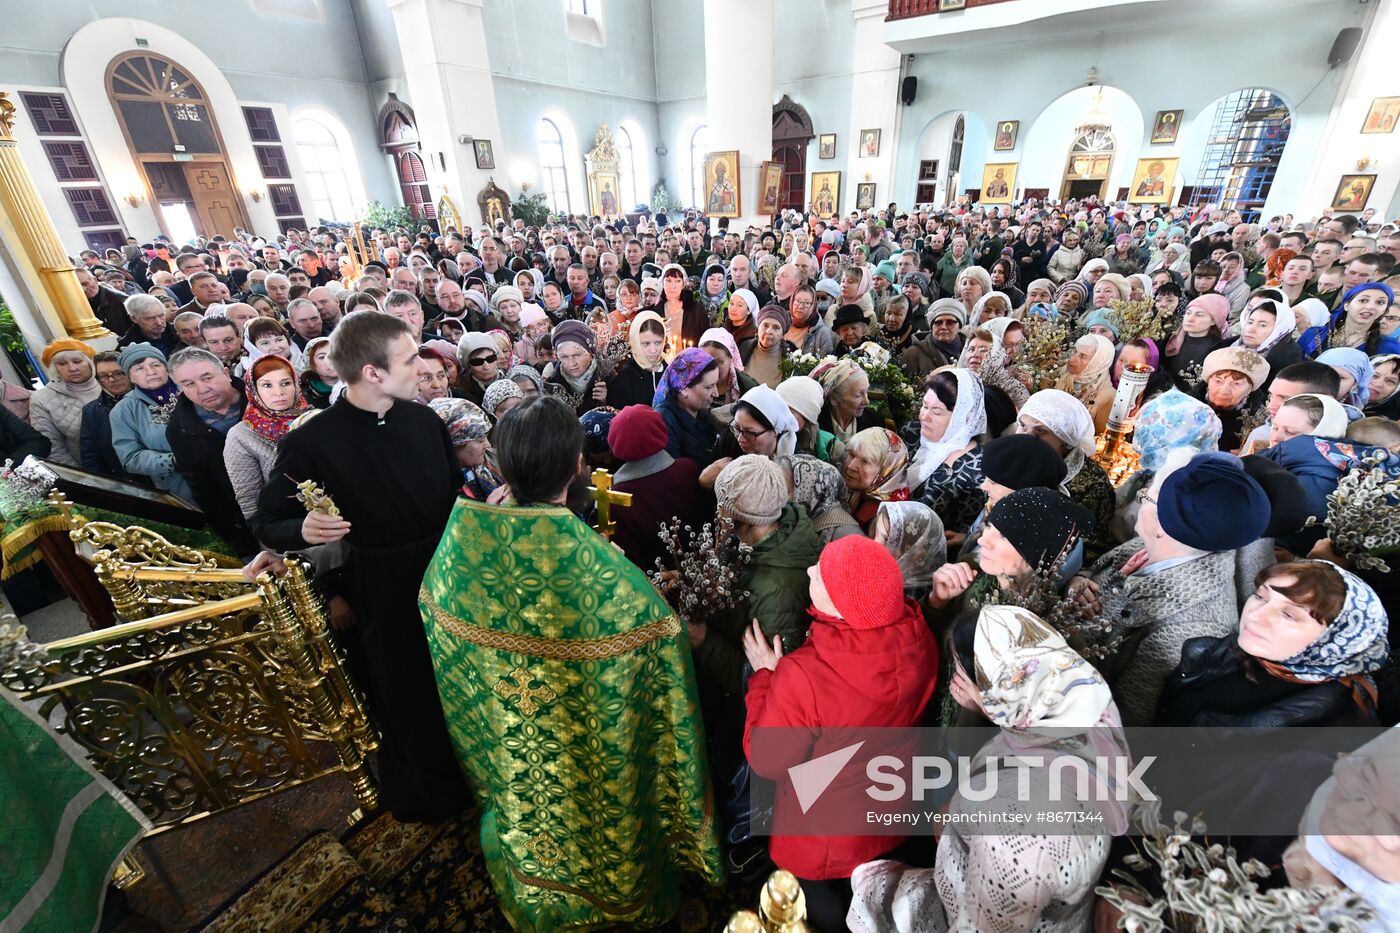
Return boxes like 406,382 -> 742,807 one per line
1316,347 -> 1375,408
1269,561 -> 1389,684
1132,389 -> 1222,473
651,347 -> 716,408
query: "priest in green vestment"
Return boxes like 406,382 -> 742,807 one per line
419,395 -> 723,931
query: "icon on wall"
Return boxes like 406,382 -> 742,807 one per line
993,120 -> 1019,151
1332,174 -> 1376,211
940,0 -> 966,9
810,171 -> 840,218
758,160 -> 784,215
978,163 -> 1016,204
703,150 -> 741,218
590,172 -> 620,218
818,134 -> 837,160
1128,157 -> 1179,204
1150,110 -> 1183,144
856,182 -> 876,210
474,139 -> 495,170
860,129 -> 881,158
1362,97 -> 1400,134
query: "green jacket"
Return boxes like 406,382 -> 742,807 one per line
695,504 -> 822,695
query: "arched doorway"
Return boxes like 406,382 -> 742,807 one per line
772,95 -> 814,211
379,96 -> 433,221
106,51 -> 250,239
1060,126 -> 1115,202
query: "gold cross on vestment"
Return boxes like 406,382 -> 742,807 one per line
493,667 -> 557,716
588,468 -> 633,539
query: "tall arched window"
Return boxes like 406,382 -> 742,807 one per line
537,117 -> 571,213
397,151 -> 433,219
948,115 -> 965,175
616,123 -> 637,209
1193,89 -> 1292,219
689,124 -> 709,208
294,116 -> 355,222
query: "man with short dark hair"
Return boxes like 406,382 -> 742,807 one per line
166,347 -> 257,556
252,311 -> 471,822
177,271 -> 223,315
296,249 -> 335,287
200,312 -> 243,369
564,263 -> 605,318
417,393 -> 721,928
477,236 -> 512,284
1240,361 -> 1343,455
1012,222 -> 1049,282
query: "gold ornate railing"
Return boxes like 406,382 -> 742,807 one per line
1,554 -> 379,839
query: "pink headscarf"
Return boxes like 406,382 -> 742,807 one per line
698,326 -> 744,403
1165,294 -> 1231,356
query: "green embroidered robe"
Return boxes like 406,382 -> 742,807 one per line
419,498 -> 723,931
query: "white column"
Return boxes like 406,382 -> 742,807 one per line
845,0 -> 903,215
388,0 -> 506,227
703,0 -> 774,231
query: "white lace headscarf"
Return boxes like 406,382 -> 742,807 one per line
908,368 -> 986,490
1018,388 -> 1096,484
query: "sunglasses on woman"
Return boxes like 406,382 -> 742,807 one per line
468,353 -> 498,367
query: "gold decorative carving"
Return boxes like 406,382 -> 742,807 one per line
525,832 -> 565,869
493,667 -> 557,716
0,92 -> 16,140
2,548 -> 381,836
586,122 -> 619,168
422,591 -> 681,661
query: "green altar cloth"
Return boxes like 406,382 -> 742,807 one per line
419,498 -> 723,931
0,685 -> 150,932
0,494 -> 237,579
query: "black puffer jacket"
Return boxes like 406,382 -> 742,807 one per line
1158,635 -> 1378,728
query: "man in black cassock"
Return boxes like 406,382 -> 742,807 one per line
252,311 -> 469,822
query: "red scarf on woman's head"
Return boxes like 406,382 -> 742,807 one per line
243,354 -> 311,444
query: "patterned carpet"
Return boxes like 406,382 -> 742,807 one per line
196,803 -> 759,931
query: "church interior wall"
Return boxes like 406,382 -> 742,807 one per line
484,0 -> 661,209
652,0 -> 707,206
892,0 -> 1366,218
0,0 -> 1391,247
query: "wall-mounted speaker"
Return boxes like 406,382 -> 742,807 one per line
901,75 -> 918,106
1328,27 -> 1361,67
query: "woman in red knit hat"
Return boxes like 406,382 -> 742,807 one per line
742,534 -> 939,931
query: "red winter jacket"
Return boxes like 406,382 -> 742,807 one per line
743,602 -> 939,880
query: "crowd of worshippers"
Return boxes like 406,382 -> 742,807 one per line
4,197 -> 1398,930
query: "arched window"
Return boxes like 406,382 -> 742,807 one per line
537,117 -> 571,213
616,123 -> 637,209
689,124 -> 709,208
294,116 -> 356,222
1193,89 -> 1291,219
397,151 -> 433,219
948,115 -> 965,175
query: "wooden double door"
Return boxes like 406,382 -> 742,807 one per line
143,160 -> 248,238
